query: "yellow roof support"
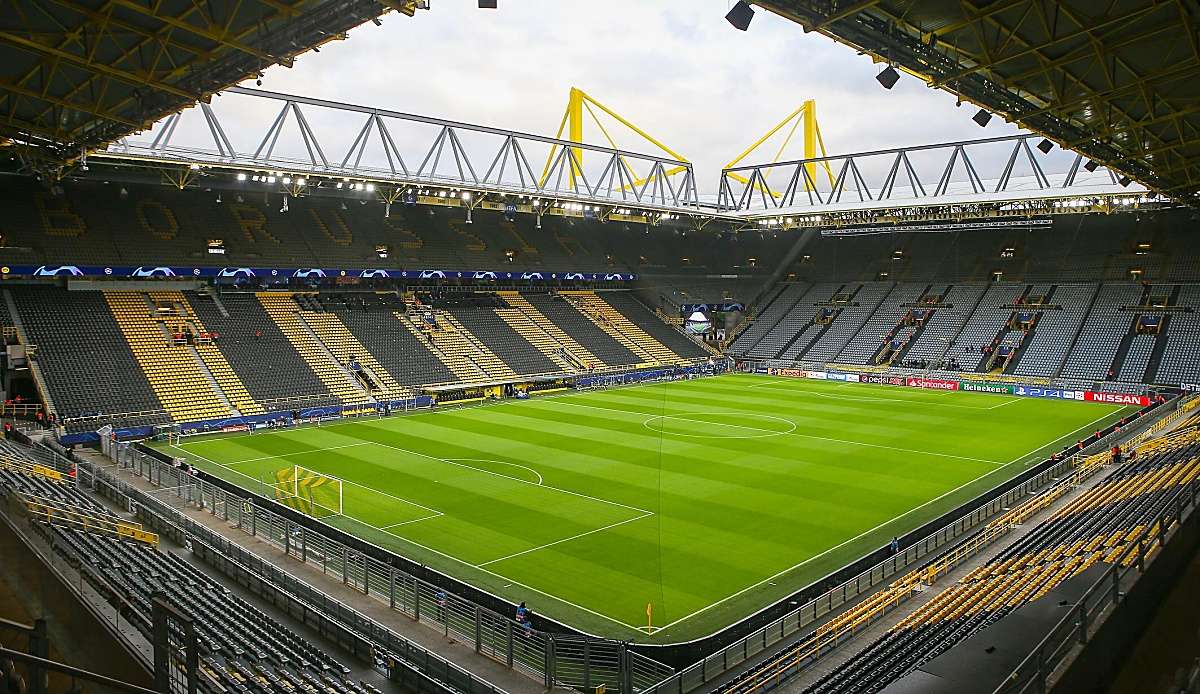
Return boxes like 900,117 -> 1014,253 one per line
542,90 -> 835,199
542,87 -> 690,191
725,100 -> 836,196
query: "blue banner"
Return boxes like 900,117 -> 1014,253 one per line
0,264 -> 638,282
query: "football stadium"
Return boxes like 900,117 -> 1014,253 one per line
0,2 -> 1198,694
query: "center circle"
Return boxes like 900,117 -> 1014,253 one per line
642,412 -> 796,439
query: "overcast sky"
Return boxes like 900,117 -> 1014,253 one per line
155,1 -> 1063,195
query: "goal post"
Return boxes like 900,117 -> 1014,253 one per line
270,465 -> 343,519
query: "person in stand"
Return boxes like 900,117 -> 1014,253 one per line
34,409 -> 44,429
1110,445 -> 1122,465
889,537 -> 900,555
2,422 -> 11,439
515,601 -> 528,624
255,329 -> 263,340
47,412 -> 56,430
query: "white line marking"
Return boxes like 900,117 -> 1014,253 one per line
326,501 -> 651,634
377,512 -> 444,530
554,400 -> 1007,466
447,457 -> 544,485
649,405 -> 1129,635
986,397 -> 1022,410
642,412 -> 796,439
221,442 -> 374,466
171,441 -> 653,635
361,440 -> 653,515
477,512 -> 654,567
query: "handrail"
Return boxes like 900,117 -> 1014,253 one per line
0,645 -> 159,694
19,493 -> 159,545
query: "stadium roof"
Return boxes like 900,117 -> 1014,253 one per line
754,0 -> 1200,202
0,0 -> 421,168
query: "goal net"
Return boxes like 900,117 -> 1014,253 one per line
270,465 -> 344,519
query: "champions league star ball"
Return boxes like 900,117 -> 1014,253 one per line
685,310 -> 712,335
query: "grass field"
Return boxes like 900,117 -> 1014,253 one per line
158,373 -> 1131,643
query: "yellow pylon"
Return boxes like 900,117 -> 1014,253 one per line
542,87 -> 690,191
543,89 -> 835,197
724,100 -> 836,195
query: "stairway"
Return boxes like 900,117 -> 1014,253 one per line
299,312 -> 410,399
396,312 -> 491,382
1143,285 -> 1181,383
562,291 -> 674,364
150,291 -> 264,415
3,289 -> 58,417
256,294 -> 369,404
439,313 -> 518,380
500,293 -> 601,368
103,291 -> 232,422
493,298 -> 575,371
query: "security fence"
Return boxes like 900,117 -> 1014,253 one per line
101,445 -> 674,694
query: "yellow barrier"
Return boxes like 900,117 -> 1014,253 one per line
21,495 -> 158,546
0,457 -> 63,481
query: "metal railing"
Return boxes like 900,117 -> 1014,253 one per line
996,476 -> 1200,693
103,446 -> 673,693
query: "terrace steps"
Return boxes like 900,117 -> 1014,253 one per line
561,291 -> 673,364
499,293 -> 601,368
148,290 -> 264,415
492,302 -> 576,371
299,311 -> 411,399
256,293 -> 368,404
396,311 -> 490,382
103,291 -> 231,422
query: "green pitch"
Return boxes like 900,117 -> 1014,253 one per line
158,374 -> 1130,643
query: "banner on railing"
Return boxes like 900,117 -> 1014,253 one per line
0,264 -> 638,282
958,381 -> 1015,394
905,377 -> 960,391
1084,391 -> 1151,406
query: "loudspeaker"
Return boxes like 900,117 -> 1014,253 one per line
1037,138 -> 1053,154
875,65 -> 900,90
1083,160 -> 1099,172
972,109 -> 992,127
725,1 -> 754,31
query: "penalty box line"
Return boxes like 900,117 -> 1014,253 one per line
170,442 -> 651,636
171,442 -> 445,522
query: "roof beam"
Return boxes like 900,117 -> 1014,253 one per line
105,0 -> 291,66
0,30 -> 198,100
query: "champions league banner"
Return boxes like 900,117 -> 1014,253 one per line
0,264 -> 638,282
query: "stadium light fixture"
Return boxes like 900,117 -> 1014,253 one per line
725,0 -> 754,31
875,65 -> 900,90
266,176 -> 276,183
296,178 -> 306,186
972,109 -> 992,127
282,176 -> 292,184
462,191 -> 472,200
236,173 -> 247,181
365,183 -> 376,192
